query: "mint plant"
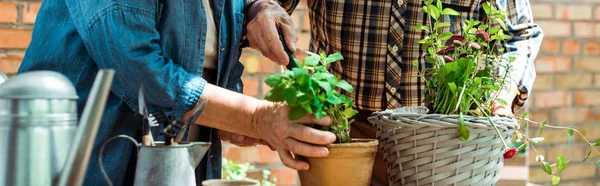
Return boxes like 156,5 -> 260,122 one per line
264,52 -> 357,143
222,158 -> 277,186
414,0 -> 600,185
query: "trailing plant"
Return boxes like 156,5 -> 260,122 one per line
263,52 -> 357,143
413,0 -> 600,185
222,158 -> 277,186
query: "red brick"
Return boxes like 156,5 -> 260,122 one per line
573,22 -> 600,38
240,55 -> 277,74
0,2 -> 17,23
533,91 -> 572,109
574,125 -> 600,143
530,3 -> 553,20
595,74 -> 600,87
303,12 -> 311,32
270,167 -> 298,185
297,33 -> 311,51
574,91 -> 600,106
242,77 -> 260,97
560,163 -> 597,180
22,2 -> 41,24
537,21 -> 571,37
534,57 -> 571,73
596,6 -> 600,20
574,57 -> 600,72
540,39 -> 560,55
223,147 -> 244,163
256,145 -> 279,164
554,107 -> 593,125
0,53 -> 24,74
555,74 -> 592,89
532,74 -> 553,91
556,5 -> 593,20
583,40 -> 600,55
562,39 -> 581,55
0,29 -> 32,49
528,111 -> 551,125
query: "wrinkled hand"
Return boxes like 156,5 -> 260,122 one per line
252,102 -> 336,170
218,130 -> 267,147
245,0 -> 300,65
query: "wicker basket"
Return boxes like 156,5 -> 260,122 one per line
367,106 -> 519,186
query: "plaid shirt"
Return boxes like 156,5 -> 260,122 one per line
302,0 -> 543,112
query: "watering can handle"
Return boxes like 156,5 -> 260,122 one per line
98,135 -> 140,186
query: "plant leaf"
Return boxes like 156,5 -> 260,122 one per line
458,113 -> 470,142
264,74 -> 282,87
442,8 -> 460,16
326,94 -> 342,104
436,0 -> 442,11
494,18 -> 507,30
316,80 -> 333,93
264,87 -> 285,102
412,25 -> 430,31
429,5 -> 440,20
542,162 -> 552,175
539,120 -> 547,135
567,129 -> 574,145
597,160 -> 600,167
522,112 -> 529,119
304,54 -> 321,66
482,3 -> 491,15
325,53 -> 344,64
581,148 -> 592,162
531,137 -> 544,144
283,87 -> 297,105
448,82 -> 458,94
496,98 -> 508,106
288,106 -> 307,120
336,80 -> 354,92
439,32 -> 454,40
552,175 -> 560,185
557,156 -> 567,172
595,139 -> 600,146
436,22 -> 451,28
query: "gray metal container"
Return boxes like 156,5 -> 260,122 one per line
0,71 -> 78,186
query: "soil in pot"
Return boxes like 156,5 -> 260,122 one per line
201,179 -> 259,186
298,138 -> 379,186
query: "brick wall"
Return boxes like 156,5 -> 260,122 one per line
528,0 -> 600,185
1,0 -> 599,185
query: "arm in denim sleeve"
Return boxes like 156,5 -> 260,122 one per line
494,0 -> 543,111
82,6 -> 205,119
245,0 -> 299,14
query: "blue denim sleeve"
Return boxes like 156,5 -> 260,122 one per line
82,5 -> 205,119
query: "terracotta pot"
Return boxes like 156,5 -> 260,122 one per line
201,179 -> 259,186
298,138 -> 379,186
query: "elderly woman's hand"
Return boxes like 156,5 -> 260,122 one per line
245,0 -> 300,65
252,102 -> 336,170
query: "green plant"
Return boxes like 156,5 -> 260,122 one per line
414,0 -> 600,185
221,158 -> 277,185
263,52 -> 357,143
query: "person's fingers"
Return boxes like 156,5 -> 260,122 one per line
295,114 -> 333,127
263,20 -> 288,65
278,149 -> 309,170
287,124 -> 336,145
283,138 -> 329,157
279,23 -> 299,54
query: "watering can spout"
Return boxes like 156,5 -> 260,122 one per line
56,70 -> 115,186
188,142 -> 212,168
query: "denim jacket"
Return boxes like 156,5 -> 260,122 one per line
18,0 -> 247,185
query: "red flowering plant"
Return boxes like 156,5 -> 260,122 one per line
413,0 -> 599,184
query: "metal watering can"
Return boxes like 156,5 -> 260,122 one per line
99,88 -> 212,186
0,70 -> 115,186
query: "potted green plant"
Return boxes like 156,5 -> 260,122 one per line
263,52 -> 379,185
367,1 -> 600,185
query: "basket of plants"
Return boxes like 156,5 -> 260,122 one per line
368,1 -> 600,185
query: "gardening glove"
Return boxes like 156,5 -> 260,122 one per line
252,102 -> 336,170
245,0 -> 300,65
218,130 -> 268,147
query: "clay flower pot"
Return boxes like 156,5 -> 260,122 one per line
201,179 -> 259,186
298,138 -> 379,186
